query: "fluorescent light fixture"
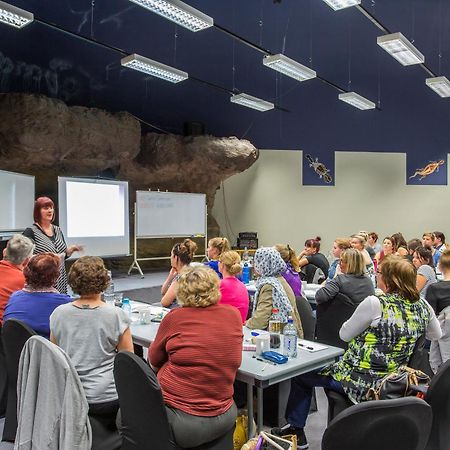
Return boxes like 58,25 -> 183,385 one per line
263,54 -> 316,82
0,1 -> 33,28
338,92 -> 376,110
121,54 -> 188,83
321,0 -> 361,11
426,76 -> 450,98
377,32 -> 424,66
230,93 -> 274,112
128,0 -> 213,32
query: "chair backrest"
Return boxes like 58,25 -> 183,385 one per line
114,351 -> 176,450
322,397 -> 432,450
316,293 -> 356,349
295,296 -> 316,341
312,267 -> 326,285
301,264 -> 319,284
408,334 -> 426,370
2,319 -> 36,441
424,359 -> 450,450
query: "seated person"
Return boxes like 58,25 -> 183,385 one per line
218,250 -> 249,322
272,256 -> 441,449
0,234 -> 34,323
374,236 -> 395,265
412,246 -> 437,299
327,238 -> 352,281
149,265 -> 243,448
298,237 -> 329,283
161,239 -> 197,308
407,238 -> 422,263
245,247 -> 303,338
350,234 -> 373,270
275,244 -> 302,297
205,237 -> 231,278
427,249 -> 450,373
4,253 -> 70,338
50,256 -> 133,422
316,248 -> 374,306
367,232 -> 382,256
391,232 -> 408,257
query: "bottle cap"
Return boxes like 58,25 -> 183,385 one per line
123,298 -> 130,303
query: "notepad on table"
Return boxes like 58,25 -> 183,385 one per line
297,340 -> 328,352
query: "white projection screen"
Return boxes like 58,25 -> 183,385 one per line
58,177 -> 129,257
0,170 -> 35,234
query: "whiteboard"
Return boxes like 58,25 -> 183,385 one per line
136,191 -> 206,237
0,170 -> 34,233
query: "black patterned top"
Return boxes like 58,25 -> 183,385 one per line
23,224 -> 69,294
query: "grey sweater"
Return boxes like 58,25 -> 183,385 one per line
315,273 -> 375,305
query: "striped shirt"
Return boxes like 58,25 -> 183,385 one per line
149,304 -> 243,416
23,224 -> 69,294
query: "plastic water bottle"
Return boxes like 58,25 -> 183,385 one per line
283,316 -> 298,358
103,270 -> 115,304
242,263 -> 251,284
242,246 -> 249,262
268,308 -> 281,349
121,297 -> 132,318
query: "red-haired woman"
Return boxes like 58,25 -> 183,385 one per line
298,237 -> 329,283
4,253 -> 71,338
23,197 -> 82,293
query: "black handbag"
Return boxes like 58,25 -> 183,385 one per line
367,366 -> 430,401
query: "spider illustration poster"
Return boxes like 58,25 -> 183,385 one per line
302,153 -> 334,186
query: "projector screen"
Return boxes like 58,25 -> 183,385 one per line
0,170 -> 34,235
58,177 -> 129,258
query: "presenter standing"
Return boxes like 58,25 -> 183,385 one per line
23,197 -> 82,294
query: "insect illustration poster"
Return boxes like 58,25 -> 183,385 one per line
302,152 -> 335,186
407,154 -> 447,185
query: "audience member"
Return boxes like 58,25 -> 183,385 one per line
275,244 -> 302,297
422,231 -> 435,251
4,253 -> 70,338
246,247 -> 303,337
433,231 -> 447,267
205,237 -> 231,278
350,234 -> 373,269
367,232 -> 381,255
149,266 -> 242,448
374,236 -> 395,265
412,246 -> 437,298
272,256 -> 441,448
218,250 -> 249,322
357,231 -> 375,260
161,239 -> 197,308
50,256 -> 133,424
391,232 -> 408,257
316,249 -> 374,306
298,237 -> 329,282
0,234 -> 34,323
327,238 -> 351,280
407,238 -> 422,262
427,249 -> 450,373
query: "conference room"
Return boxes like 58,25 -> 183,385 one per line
1,0 -> 450,449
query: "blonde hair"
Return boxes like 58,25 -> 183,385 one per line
177,265 -> 221,308
340,248 -> 365,276
275,244 -> 299,272
219,251 -> 242,276
380,256 -> 419,302
335,238 -> 352,250
208,237 -> 231,256
351,234 -> 367,246
439,249 -> 450,271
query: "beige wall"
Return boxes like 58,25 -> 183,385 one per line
212,150 -> 450,258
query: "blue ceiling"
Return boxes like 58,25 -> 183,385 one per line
1,0 -> 450,184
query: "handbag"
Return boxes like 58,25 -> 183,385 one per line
241,432 -> 297,450
367,365 -> 430,401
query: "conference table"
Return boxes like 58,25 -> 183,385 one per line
129,302 -> 344,436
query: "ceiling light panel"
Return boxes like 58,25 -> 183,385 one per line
121,54 -> 188,83
426,76 -> 450,98
377,32 -> 424,66
0,1 -> 33,28
321,0 -> 361,11
338,92 -> 376,110
263,54 -> 316,82
230,93 -> 274,112
128,0 -> 213,32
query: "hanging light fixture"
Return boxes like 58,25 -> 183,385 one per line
128,0 -> 213,32
230,93 -> 274,112
321,0 -> 361,11
263,54 -> 316,82
426,76 -> 450,98
338,92 -> 375,110
121,54 -> 188,83
0,1 -> 33,28
377,32 -> 424,66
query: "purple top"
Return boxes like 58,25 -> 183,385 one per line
280,263 -> 302,297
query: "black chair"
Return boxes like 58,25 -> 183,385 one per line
302,264 -> 321,284
114,352 -> 234,450
0,322 -> 8,418
316,292 -> 356,349
295,296 -> 316,341
322,397 -> 432,450
89,415 -> 121,450
425,359 -> 450,450
2,319 -> 36,442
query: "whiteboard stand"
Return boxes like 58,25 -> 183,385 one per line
127,191 -> 208,278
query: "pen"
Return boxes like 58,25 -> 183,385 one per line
252,355 -> 277,365
298,343 -> 314,351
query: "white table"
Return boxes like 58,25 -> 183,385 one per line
130,304 -> 344,436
